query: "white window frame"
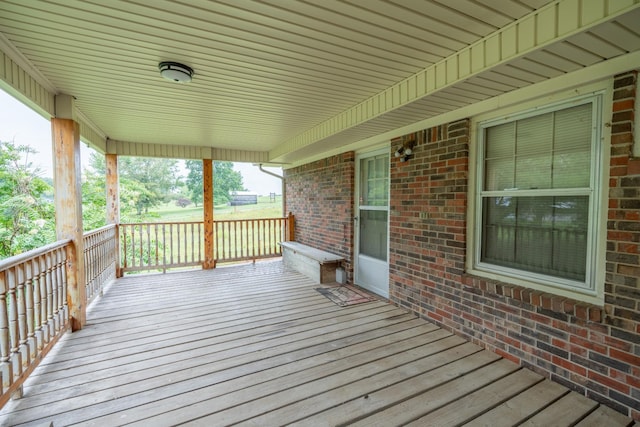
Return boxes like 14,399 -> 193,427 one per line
469,92 -> 607,303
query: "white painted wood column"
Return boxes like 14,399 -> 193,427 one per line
51,94 -> 86,331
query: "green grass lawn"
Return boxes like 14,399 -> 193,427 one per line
152,196 -> 284,222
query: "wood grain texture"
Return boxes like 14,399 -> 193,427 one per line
0,261 -> 634,426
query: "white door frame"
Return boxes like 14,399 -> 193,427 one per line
354,148 -> 390,298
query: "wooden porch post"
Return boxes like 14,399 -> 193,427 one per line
203,159 -> 215,269
105,153 -> 122,277
51,95 -> 86,331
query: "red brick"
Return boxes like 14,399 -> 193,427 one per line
588,370 -> 630,394
613,99 -> 635,111
629,158 -> 640,175
552,355 -> 587,376
610,348 -> 640,367
570,335 -> 608,354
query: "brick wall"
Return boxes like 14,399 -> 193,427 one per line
388,72 -> 640,420
284,152 -> 355,280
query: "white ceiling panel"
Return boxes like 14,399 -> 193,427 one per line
0,0 -> 638,165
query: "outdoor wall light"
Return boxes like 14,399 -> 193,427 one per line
158,61 -> 194,83
394,139 -> 416,162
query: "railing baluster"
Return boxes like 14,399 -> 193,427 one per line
0,239 -> 72,406
7,267 -> 19,382
16,264 -> 27,356
0,270 -> 11,394
152,223 -> 158,268
162,223 -> 167,268
122,225 -> 128,270
215,222 -> 220,261
136,225 -> 142,268
38,255 -> 47,342
117,217 -> 288,272
46,252 -> 54,330
234,220 -> 239,260
50,251 -> 58,334
221,222 -> 226,261
183,223 -> 187,265
130,225 -> 136,269
25,260 -> 35,362
176,222 -> 180,266
244,221 -> 248,260
190,223 -> 195,264
33,258 -> 41,350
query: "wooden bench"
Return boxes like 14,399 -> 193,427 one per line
279,241 -> 344,284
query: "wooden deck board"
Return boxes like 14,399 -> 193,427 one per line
462,379 -> 570,427
0,261 -> 634,427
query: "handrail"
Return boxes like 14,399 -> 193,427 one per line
214,217 -> 287,264
120,221 -> 204,273
0,214 -> 294,408
83,224 -> 117,303
119,216 -> 292,273
0,239 -> 72,407
0,239 -> 71,271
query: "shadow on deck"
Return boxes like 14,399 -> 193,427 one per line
0,261 -> 635,426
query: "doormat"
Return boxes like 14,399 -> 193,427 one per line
315,285 -> 376,307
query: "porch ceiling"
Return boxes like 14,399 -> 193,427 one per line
0,1 -> 639,166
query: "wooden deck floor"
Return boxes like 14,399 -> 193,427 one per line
0,261 -> 635,427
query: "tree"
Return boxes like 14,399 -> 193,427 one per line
0,141 -> 55,257
88,153 -> 181,216
185,160 -> 203,206
214,161 -> 244,205
185,160 -> 245,206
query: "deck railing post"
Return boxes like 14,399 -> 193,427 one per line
203,159 -> 215,269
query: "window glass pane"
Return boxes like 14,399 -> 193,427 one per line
485,122 -> 515,158
361,155 -> 388,206
554,104 -> 592,151
552,150 -> 590,188
514,113 -> 553,189
485,158 -> 514,191
481,196 -> 588,282
359,210 -> 388,261
552,104 -> 592,187
515,153 -> 551,189
515,113 -> 552,156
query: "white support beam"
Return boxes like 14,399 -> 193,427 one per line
105,139 -> 272,163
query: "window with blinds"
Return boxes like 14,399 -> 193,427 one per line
475,96 -> 601,293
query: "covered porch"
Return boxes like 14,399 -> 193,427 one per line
1,0 -> 639,423
0,261 -> 634,426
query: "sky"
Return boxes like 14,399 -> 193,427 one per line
0,89 -> 283,195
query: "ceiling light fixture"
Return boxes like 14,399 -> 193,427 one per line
158,61 -> 194,83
